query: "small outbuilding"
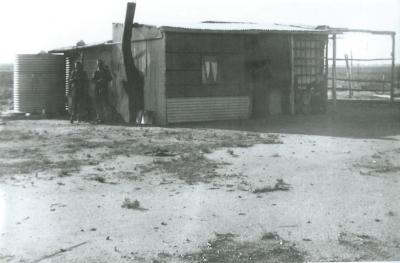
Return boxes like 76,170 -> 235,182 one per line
51,21 -> 330,125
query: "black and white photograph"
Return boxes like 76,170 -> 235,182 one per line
0,0 -> 399,262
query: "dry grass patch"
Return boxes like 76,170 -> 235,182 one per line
182,233 -> 305,263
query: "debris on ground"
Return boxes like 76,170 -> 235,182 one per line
50,203 -> 67,208
146,147 -> 177,157
200,147 -> 212,154
253,179 -> 291,193
30,241 -> 89,263
159,178 -> 174,185
182,232 -> 305,263
355,152 -> 400,175
261,232 -> 280,240
215,232 -> 237,241
57,170 -> 72,178
371,153 -> 382,159
152,152 -> 221,185
387,211 -> 396,217
134,131 -> 282,184
338,232 -> 373,246
227,149 -> 238,157
121,198 -> 147,211
1,122 -> 282,184
336,231 -> 398,261
91,175 -> 106,183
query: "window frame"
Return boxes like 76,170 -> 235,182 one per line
201,55 -> 219,85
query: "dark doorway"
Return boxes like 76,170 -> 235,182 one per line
250,59 -> 271,117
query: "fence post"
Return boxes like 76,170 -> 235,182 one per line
332,34 -> 337,110
344,54 -> 353,98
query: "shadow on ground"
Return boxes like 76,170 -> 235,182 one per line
173,101 -> 400,139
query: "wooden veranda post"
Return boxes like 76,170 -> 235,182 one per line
289,35 -> 295,115
390,33 -> 396,103
332,34 -> 337,110
324,35 -> 329,107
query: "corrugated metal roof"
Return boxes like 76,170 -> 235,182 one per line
49,22 -> 331,53
157,21 -> 329,34
156,22 -> 394,35
49,40 -> 116,53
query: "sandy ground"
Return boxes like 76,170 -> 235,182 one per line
0,102 -> 400,262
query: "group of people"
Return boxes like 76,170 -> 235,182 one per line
68,59 -> 113,124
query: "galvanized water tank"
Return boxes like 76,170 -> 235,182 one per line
14,54 -> 66,114
65,57 -> 71,111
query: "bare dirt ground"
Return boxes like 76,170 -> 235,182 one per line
0,101 -> 400,262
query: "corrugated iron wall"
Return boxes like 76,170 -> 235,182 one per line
142,38 -> 167,125
165,33 -> 249,98
164,32 -> 295,121
167,96 -> 250,123
68,45 -> 129,122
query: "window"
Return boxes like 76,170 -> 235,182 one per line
202,56 -> 218,84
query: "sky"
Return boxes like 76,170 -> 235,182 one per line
0,0 -> 399,64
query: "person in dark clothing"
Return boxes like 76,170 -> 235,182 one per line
92,59 -> 113,123
309,76 -> 326,114
68,61 -> 88,123
295,76 -> 326,114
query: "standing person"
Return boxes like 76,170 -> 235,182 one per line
69,61 -> 88,123
309,76 -> 326,114
92,59 -> 113,123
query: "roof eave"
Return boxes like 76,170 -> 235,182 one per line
159,27 -> 330,35
49,41 -> 116,53
328,28 -> 395,36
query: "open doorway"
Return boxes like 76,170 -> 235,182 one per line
251,59 -> 272,117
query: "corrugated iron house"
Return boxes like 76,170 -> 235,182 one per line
51,22 -> 330,125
